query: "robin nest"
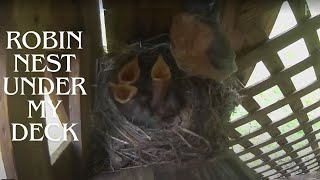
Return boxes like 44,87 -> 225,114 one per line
88,38 -> 241,175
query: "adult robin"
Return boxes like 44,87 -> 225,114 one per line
170,12 -> 237,82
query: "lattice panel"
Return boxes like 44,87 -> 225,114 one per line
229,1 -> 320,179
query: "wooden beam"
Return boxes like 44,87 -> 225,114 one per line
43,69 -> 70,124
103,0 -> 184,52
235,66 -> 255,87
238,0 -> 283,37
288,0 -> 311,24
0,29 -> 18,180
0,2 -> 17,179
91,151 -> 257,180
0,2 -> 53,180
78,0 -> 103,178
51,141 -> 73,180
4,42 -> 54,179
68,51 -> 84,180
220,0 -> 282,55
0,0 -> 86,179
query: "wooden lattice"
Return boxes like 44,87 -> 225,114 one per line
229,1 -> 320,179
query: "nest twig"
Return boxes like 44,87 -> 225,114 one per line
88,42 -> 240,176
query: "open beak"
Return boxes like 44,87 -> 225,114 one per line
109,82 -> 138,104
118,56 -> 140,84
150,55 -> 172,108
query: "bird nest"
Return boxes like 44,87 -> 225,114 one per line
88,40 -> 240,176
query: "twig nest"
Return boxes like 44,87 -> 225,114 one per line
170,13 -> 237,82
89,37 -> 240,176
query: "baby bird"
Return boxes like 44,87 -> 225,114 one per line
109,82 -> 157,128
150,55 -> 172,109
150,55 -> 183,125
109,83 -> 138,104
118,56 -> 140,84
109,55 -> 184,128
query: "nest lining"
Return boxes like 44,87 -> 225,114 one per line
89,43 -> 240,175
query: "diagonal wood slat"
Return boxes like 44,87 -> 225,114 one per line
236,14 -> 320,71
236,101 -> 320,158
229,10 -> 320,179
230,79 -> 320,130
240,50 -> 320,96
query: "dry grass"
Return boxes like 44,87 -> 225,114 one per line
88,40 -> 240,176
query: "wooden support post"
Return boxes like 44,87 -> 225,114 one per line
1,2 -> 54,179
0,0 -> 103,179
0,25 -> 18,180
78,0 -> 103,178
0,3 -> 17,179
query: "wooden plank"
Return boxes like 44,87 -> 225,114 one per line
220,0 -> 282,55
68,51 -> 84,180
241,97 -> 261,113
0,29 -> 18,180
237,0 -> 282,37
42,0 -> 88,178
91,167 -> 155,180
5,43 -> 54,178
0,2 -> 17,179
5,38 -> 54,179
234,100 -> 320,156
263,54 -> 285,74
304,32 -> 320,54
230,79 -> 320,129
90,151 -> 257,180
51,141 -> 73,180
0,0 -> 103,179
304,31 -> 320,82
103,0 -> 183,52
235,66 -> 255,87
228,128 -> 242,139
43,70 -> 70,124
43,49 -> 81,161
288,0 -> 310,24
44,50 -> 71,119
236,14 -> 320,70
78,0 -> 104,177
0,1 -> 56,179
